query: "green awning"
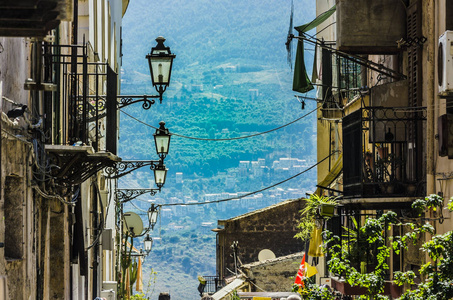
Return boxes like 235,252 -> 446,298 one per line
292,5 -> 336,94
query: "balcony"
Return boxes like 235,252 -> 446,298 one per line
320,49 -> 363,120
342,107 -> 426,206
0,0 -> 71,37
200,275 -> 224,295
35,42 -> 119,187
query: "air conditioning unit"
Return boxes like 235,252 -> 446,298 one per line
438,31 -> 453,96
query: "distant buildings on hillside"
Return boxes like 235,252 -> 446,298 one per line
155,156 -> 313,221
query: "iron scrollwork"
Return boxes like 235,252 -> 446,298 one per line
118,95 -> 159,110
105,160 -> 161,179
116,188 -> 159,203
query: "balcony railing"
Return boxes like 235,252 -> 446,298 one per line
31,42 -> 120,187
319,49 -> 364,120
42,43 -> 117,154
201,276 -> 224,294
343,107 -> 426,199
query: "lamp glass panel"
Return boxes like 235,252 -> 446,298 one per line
149,57 -> 172,85
144,238 -> 153,252
154,168 -> 167,186
148,210 -> 158,225
154,134 -> 170,155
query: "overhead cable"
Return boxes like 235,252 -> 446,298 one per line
120,105 -> 319,141
157,150 -> 338,207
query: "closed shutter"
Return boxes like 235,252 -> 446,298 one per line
407,0 -> 422,108
407,0 -> 424,184
343,109 -> 363,197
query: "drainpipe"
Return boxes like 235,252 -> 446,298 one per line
425,0 -> 436,196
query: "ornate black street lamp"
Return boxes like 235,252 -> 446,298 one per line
153,160 -> 168,189
116,188 -> 160,203
148,204 -> 159,230
116,36 -> 176,109
144,234 -> 153,255
154,121 -> 171,159
146,36 -> 176,103
105,121 -> 171,178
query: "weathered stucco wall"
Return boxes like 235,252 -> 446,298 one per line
0,37 -> 36,300
336,0 -> 407,54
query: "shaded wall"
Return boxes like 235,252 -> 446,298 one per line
216,199 -> 305,279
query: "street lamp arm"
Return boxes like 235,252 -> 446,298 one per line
117,95 -> 159,110
105,160 -> 162,179
116,188 -> 160,203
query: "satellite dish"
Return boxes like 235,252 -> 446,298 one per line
123,211 -> 144,237
258,249 -> 276,262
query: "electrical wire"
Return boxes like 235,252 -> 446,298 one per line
32,185 -> 76,206
120,105 -> 320,141
86,181 -> 105,250
156,151 -> 337,207
128,201 -> 149,213
1,96 -> 23,107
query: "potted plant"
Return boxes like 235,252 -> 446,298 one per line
319,203 -> 336,217
295,194 -> 338,241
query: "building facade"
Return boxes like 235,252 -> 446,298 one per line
213,199 -> 305,284
307,0 -> 453,297
0,0 -> 126,298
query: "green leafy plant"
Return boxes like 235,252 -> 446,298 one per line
411,194 -> 444,216
130,292 -> 147,300
318,195 -> 450,300
341,216 -> 376,272
324,212 -> 399,299
292,281 -> 335,300
231,290 -> 241,300
394,197 -> 453,300
295,194 -> 338,241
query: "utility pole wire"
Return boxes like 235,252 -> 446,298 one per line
158,150 -> 338,207
119,105 -> 320,141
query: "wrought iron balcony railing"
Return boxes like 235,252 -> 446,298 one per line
343,107 -> 426,199
201,276 -> 224,295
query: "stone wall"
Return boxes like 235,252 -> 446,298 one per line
242,253 -> 303,292
217,199 -> 305,279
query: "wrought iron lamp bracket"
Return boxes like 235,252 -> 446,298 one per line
105,160 -> 162,179
116,188 -> 159,203
117,95 -> 159,110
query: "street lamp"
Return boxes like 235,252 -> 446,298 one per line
148,204 -> 159,230
144,234 -> 153,255
108,36 -> 175,110
154,121 -> 171,159
154,160 -> 168,188
146,36 -> 176,103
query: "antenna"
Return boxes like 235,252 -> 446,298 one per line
258,249 -> 276,262
123,211 -> 144,237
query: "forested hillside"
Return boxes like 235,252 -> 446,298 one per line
119,0 -> 316,299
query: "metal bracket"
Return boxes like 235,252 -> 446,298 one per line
116,188 -> 160,203
105,160 -> 162,179
117,95 -> 159,110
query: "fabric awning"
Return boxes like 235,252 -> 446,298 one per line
292,5 -> 336,93
295,5 -> 336,34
